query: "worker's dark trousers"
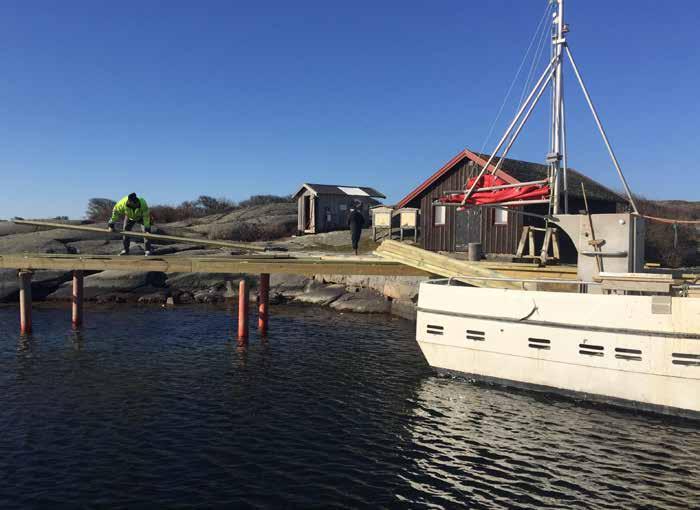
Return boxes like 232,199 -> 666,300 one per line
123,217 -> 152,252
351,228 -> 361,251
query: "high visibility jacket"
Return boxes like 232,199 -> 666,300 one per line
110,196 -> 151,227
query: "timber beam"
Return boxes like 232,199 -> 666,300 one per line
12,219 -> 267,252
0,253 -> 429,277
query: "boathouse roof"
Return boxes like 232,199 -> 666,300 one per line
396,148 -> 628,209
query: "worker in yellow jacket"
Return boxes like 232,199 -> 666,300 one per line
107,193 -> 153,256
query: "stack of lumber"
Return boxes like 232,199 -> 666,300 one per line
375,240 -> 578,290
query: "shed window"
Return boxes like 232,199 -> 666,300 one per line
494,208 -> 508,225
434,205 -> 446,226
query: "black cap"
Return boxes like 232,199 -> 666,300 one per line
128,193 -> 138,201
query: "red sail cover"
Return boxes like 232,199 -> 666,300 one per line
438,174 -> 550,205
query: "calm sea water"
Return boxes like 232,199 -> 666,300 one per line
0,304 -> 697,509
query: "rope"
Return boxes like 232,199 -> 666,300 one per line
478,1 -> 553,155
637,214 -> 700,225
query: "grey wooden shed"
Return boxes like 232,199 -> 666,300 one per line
294,183 -> 386,234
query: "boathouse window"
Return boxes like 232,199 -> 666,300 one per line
434,205 -> 446,226
494,208 -> 508,225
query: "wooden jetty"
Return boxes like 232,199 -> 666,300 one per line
0,252 -> 429,338
1,248 -> 581,337
1,223 -> 583,338
0,253 -> 427,276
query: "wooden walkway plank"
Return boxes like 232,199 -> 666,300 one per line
0,253 -> 429,277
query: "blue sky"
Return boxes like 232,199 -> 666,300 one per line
1,0 -> 698,219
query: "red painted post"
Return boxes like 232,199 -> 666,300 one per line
19,271 -> 32,335
238,279 -> 249,341
258,273 -> 270,336
72,270 -> 84,329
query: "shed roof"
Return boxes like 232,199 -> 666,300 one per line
396,148 -> 628,209
294,183 -> 386,199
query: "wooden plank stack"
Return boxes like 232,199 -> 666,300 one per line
375,240 -> 578,290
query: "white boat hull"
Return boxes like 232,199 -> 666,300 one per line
416,282 -> 700,418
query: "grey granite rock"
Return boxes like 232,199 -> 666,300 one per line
138,292 -> 169,304
165,273 -> 240,292
47,270 -> 166,301
270,273 -> 311,299
0,269 -> 72,302
293,281 -> 346,305
329,289 -> 391,314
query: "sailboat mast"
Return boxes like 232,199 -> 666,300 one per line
549,0 -> 566,214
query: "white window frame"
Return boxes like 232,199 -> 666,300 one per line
494,208 -> 508,225
434,205 -> 446,226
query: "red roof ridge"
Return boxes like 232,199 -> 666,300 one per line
395,148 -> 520,209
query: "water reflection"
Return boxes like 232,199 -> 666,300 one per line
400,375 -> 700,508
0,305 -> 697,509
226,338 -> 249,369
17,333 -> 34,354
69,330 -> 84,351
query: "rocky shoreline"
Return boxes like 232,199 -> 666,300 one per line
0,269 -> 426,321
0,208 -> 428,320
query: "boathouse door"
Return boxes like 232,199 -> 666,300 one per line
302,196 -> 311,231
455,208 -> 481,251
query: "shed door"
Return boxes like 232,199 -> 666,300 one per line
309,196 -> 316,232
303,196 -> 311,230
455,208 -> 482,251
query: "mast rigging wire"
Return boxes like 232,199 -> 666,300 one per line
518,5 -> 553,112
478,1 -> 553,156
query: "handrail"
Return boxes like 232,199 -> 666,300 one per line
579,251 -> 628,258
439,276 -> 597,286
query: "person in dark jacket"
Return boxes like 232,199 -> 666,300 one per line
347,204 -> 365,255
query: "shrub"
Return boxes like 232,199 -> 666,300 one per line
85,194 -> 291,225
238,194 -> 293,208
196,195 -> 237,214
86,195 -> 237,224
150,196 -> 237,223
208,221 -> 296,242
149,205 -> 183,224
86,198 -> 116,221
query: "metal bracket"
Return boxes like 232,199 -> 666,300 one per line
580,251 -> 628,258
546,152 -> 562,163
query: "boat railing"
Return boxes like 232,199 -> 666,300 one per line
428,276 -> 696,297
427,276 -> 600,293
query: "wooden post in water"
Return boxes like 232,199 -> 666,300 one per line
258,273 -> 270,336
72,270 -> 84,329
18,271 -> 32,334
238,279 -> 249,341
